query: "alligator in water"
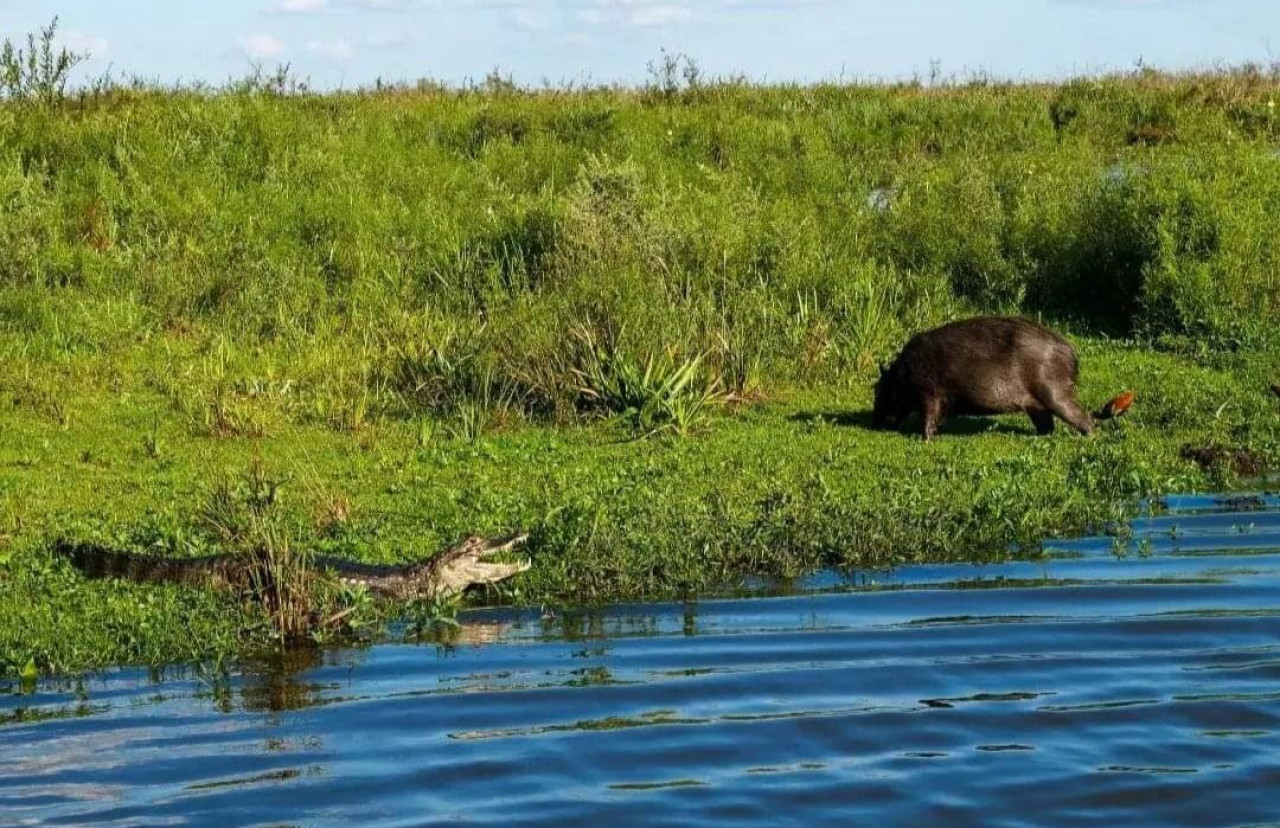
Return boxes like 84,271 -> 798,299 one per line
56,533 -> 531,601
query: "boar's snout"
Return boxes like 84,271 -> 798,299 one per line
872,364 -> 903,429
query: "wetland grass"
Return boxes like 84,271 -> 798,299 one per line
1,30 -> 1278,675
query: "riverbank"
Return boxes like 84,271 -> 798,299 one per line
2,60 -> 1280,675
1,335 -> 1276,676
7,489 -> 1280,826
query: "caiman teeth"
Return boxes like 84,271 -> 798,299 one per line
483,533 -> 530,556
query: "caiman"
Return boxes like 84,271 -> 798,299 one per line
56,532 -> 531,601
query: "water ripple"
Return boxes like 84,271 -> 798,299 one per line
2,494 -> 1279,826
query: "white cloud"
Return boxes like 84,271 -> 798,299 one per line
307,37 -> 354,59
240,33 -> 286,60
579,1 -> 694,28
276,0 -> 327,11
511,9 -> 549,31
630,5 -> 691,26
63,31 -> 109,59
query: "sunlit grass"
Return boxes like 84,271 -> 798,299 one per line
1,44 -> 1279,676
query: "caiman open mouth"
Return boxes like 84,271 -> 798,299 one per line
452,532 -> 533,585
329,532 -> 533,601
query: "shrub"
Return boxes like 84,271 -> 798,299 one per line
0,18 -> 85,106
571,325 -> 725,437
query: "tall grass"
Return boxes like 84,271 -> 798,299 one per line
572,325 -> 725,437
1,18 -> 85,106
2,51 -> 1279,437
197,467 -> 380,641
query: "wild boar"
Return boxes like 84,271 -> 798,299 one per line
873,316 -> 1095,441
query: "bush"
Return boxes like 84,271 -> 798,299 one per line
1,18 -> 85,106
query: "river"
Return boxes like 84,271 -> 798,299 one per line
3,490 -> 1279,827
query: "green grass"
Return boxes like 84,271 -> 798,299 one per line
1,50 -> 1279,676
1,336 -> 1276,677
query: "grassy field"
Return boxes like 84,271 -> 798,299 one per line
1,38 -> 1279,676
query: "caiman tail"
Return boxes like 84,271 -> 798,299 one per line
54,542 -> 250,589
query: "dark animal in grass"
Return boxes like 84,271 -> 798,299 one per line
57,533 -> 530,601
1272,383 -> 1280,399
874,316 -> 1122,441
1181,445 -> 1266,478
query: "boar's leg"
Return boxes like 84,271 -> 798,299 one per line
1038,387 -> 1094,435
921,396 -> 946,442
1028,408 -> 1056,435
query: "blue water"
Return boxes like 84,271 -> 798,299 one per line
3,491 -> 1280,827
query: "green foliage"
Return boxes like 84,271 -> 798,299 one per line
2,63 -> 1279,435
1,54 -> 1279,677
572,326 -> 725,437
0,18 -> 85,105
197,467 -> 402,642
644,50 -> 705,102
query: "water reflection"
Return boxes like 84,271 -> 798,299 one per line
238,647 -> 329,714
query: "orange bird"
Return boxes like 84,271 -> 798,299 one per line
1095,390 -> 1135,421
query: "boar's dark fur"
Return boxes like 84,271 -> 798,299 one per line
874,316 -> 1094,441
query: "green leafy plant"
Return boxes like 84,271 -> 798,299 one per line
572,326 -> 725,437
0,17 -> 85,105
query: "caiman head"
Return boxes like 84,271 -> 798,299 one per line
427,532 -> 531,600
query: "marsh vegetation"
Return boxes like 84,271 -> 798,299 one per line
1,25 -> 1278,674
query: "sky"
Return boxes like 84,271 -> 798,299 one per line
2,1 -> 1279,89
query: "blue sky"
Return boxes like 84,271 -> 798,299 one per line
3,1 -> 1279,89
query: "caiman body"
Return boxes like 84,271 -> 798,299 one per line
57,533 -> 530,601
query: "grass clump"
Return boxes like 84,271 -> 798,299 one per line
198,468 -> 327,641
572,326 -> 725,437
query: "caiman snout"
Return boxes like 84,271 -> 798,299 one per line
430,532 -> 532,600
475,532 -> 532,579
